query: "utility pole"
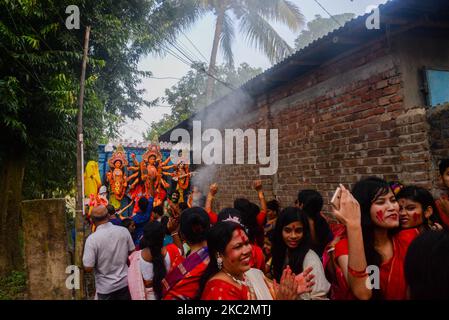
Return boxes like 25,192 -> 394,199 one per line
75,25 -> 91,300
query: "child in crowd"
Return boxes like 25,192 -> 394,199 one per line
396,185 -> 443,233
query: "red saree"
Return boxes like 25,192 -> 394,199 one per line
162,246 -> 209,300
201,279 -> 250,300
332,229 -> 418,300
249,244 -> 265,271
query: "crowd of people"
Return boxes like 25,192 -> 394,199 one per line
82,159 -> 449,300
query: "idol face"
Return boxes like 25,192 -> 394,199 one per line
282,221 -> 304,249
370,191 -> 400,228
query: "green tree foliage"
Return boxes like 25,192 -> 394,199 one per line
294,13 -> 355,50
0,0 -> 193,198
0,0 -> 196,276
144,62 -> 262,141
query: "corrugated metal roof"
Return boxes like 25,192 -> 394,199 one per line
159,0 -> 449,141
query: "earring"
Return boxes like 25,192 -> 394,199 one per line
217,255 -> 223,270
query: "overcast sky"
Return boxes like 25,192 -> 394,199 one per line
119,0 -> 389,141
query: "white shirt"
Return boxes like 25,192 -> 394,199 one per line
83,222 -> 135,294
300,249 -> 331,300
139,251 -> 172,281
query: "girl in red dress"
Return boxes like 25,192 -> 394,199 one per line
396,185 -> 443,233
331,177 -> 418,300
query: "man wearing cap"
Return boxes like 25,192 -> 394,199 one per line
83,205 -> 135,300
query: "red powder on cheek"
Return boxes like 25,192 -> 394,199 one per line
376,210 -> 384,222
412,212 -> 420,222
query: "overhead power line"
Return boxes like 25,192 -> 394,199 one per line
313,0 -> 343,27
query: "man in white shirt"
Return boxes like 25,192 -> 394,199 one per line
83,205 -> 135,300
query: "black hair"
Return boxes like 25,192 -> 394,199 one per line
234,198 -> 262,245
120,218 -> 134,230
217,208 -> 242,223
138,197 -> 149,212
106,204 -> 116,216
180,207 -> 210,244
233,198 -> 251,214
266,200 -> 280,215
152,205 -> 164,217
140,221 -> 166,300
271,207 -> 311,281
351,176 -> 397,299
178,202 -> 189,212
439,158 -> 449,176
396,185 -> 443,229
297,189 -> 332,257
405,231 -> 449,299
197,221 -> 245,299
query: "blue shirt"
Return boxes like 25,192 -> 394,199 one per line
131,197 -> 154,245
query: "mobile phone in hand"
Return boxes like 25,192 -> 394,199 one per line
330,187 -> 342,211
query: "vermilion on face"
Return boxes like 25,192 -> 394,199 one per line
370,191 -> 400,228
222,229 -> 252,275
282,221 -> 304,249
398,198 -> 424,229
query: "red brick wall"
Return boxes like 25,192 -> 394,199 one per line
200,39 -> 435,211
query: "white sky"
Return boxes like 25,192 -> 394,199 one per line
119,0 -> 389,141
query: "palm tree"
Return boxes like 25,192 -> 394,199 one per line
158,0 -> 305,103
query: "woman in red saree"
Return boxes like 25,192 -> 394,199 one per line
162,207 -> 211,300
199,220 -> 315,300
330,178 -> 418,300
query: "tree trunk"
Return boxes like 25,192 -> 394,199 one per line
0,152 -> 26,277
206,4 -> 226,104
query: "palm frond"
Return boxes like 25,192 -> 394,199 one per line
219,12 -> 235,66
239,11 -> 293,63
248,0 -> 305,32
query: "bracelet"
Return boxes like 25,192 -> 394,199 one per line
171,232 -> 179,237
348,266 -> 368,278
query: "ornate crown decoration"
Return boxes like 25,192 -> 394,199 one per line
108,144 -> 128,169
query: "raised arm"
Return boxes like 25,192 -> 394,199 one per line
253,180 -> 267,213
333,185 -> 371,300
205,183 -> 218,213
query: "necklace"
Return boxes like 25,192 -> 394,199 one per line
222,270 -> 246,286
222,270 -> 256,300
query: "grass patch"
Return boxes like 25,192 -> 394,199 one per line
0,271 -> 27,300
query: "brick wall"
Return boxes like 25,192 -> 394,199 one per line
196,38 -> 439,211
